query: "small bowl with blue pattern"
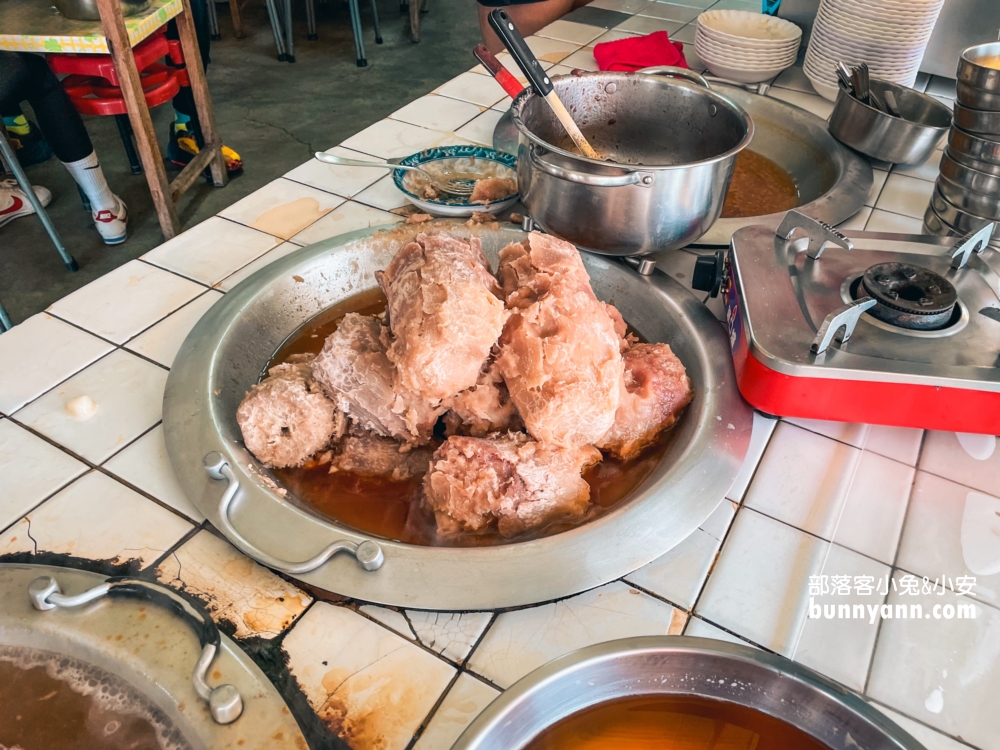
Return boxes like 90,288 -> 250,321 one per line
393,145 -> 519,217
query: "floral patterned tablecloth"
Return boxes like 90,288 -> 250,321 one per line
0,0 -> 182,53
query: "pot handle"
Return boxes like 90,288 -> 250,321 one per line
528,145 -> 655,187
29,574 -> 244,724
202,452 -> 385,575
637,65 -> 712,89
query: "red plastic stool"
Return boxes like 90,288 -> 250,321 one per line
47,30 -> 189,176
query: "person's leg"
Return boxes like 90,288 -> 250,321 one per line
477,0 -> 577,55
165,1 -> 243,173
0,52 -> 128,244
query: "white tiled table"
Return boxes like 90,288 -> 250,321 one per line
1,3 -> 996,749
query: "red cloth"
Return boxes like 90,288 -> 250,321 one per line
593,30 -> 688,72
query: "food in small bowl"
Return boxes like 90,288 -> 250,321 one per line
393,145 -> 519,217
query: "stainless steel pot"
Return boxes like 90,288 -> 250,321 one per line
947,141 -> 1000,176
828,79 -> 952,164
54,0 -> 150,20
924,200 -> 1000,249
511,67 -> 753,256
953,101 -> 1000,136
949,126 -> 1000,167
451,637 -> 925,749
162,221 -> 752,610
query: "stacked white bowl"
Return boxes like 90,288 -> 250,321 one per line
803,0 -> 945,100
695,10 -> 802,84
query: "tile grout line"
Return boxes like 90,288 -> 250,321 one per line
0,414 -> 204,529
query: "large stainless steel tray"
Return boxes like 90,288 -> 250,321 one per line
0,564 -> 305,750
163,221 -> 751,610
453,637 -> 924,749
493,85 -> 872,248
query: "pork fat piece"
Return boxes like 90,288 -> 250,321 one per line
598,343 -> 693,459
236,355 -> 345,469
377,232 -> 507,402
423,433 -> 600,537
496,233 -> 624,447
311,313 -> 441,443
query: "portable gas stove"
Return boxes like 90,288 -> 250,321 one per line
712,211 -> 1000,434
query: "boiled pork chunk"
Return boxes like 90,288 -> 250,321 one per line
496,232 -> 624,448
311,313 -> 442,443
444,357 -> 522,437
328,431 -> 435,481
377,232 -> 507,402
423,432 -> 601,537
236,355 -> 345,469
598,343 -> 693,459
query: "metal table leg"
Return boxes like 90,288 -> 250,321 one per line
0,134 -> 78,272
265,0 -> 287,60
306,0 -> 317,39
284,0 -> 295,62
348,0 -> 366,66
0,298 -> 12,331
208,0 -> 221,39
370,0 -> 382,44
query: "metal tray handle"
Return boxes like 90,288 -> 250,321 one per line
28,575 -> 244,724
202,452 -> 385,575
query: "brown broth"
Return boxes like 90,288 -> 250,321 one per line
721,150 -> 800,219
0,648 -> 188,750
975,54 -> 1000,71
523,695 -> 831,750
267,293 -> 677,547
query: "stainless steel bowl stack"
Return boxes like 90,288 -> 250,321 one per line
924,42 -> 1000,248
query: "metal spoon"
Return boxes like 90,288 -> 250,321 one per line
313,152 -> 475,197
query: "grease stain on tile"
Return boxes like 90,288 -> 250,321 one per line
156,530 -> 312,638
283,603 -> 455,750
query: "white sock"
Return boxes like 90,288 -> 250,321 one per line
62,152 -> 116,212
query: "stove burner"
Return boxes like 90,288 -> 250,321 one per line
860,262 -> 958,330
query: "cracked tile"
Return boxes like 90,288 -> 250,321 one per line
156,530 -> 311,639
14,350 -> 167,464
47,260 -> 205,345
359,605 -> 414,640
283,602 -> 455,750
103,424 -> 205,523
0,418 -> 87,533
125,290 -> 224,368
873,703 -> 973,750
143,217 -> 283,287
0,471 -> 192,569
467,581 -> 684,688
0,314 -> 113,414
684,617 -> 760,648
413,673 -> 499,750
404,611 -> 492,664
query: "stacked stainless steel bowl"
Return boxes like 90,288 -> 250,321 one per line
924,42 -> 1000,247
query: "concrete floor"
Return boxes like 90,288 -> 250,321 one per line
0,0 -> 483,325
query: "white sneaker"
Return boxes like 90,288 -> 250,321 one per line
93,195 -> 128,245
0,179 -> 52,229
